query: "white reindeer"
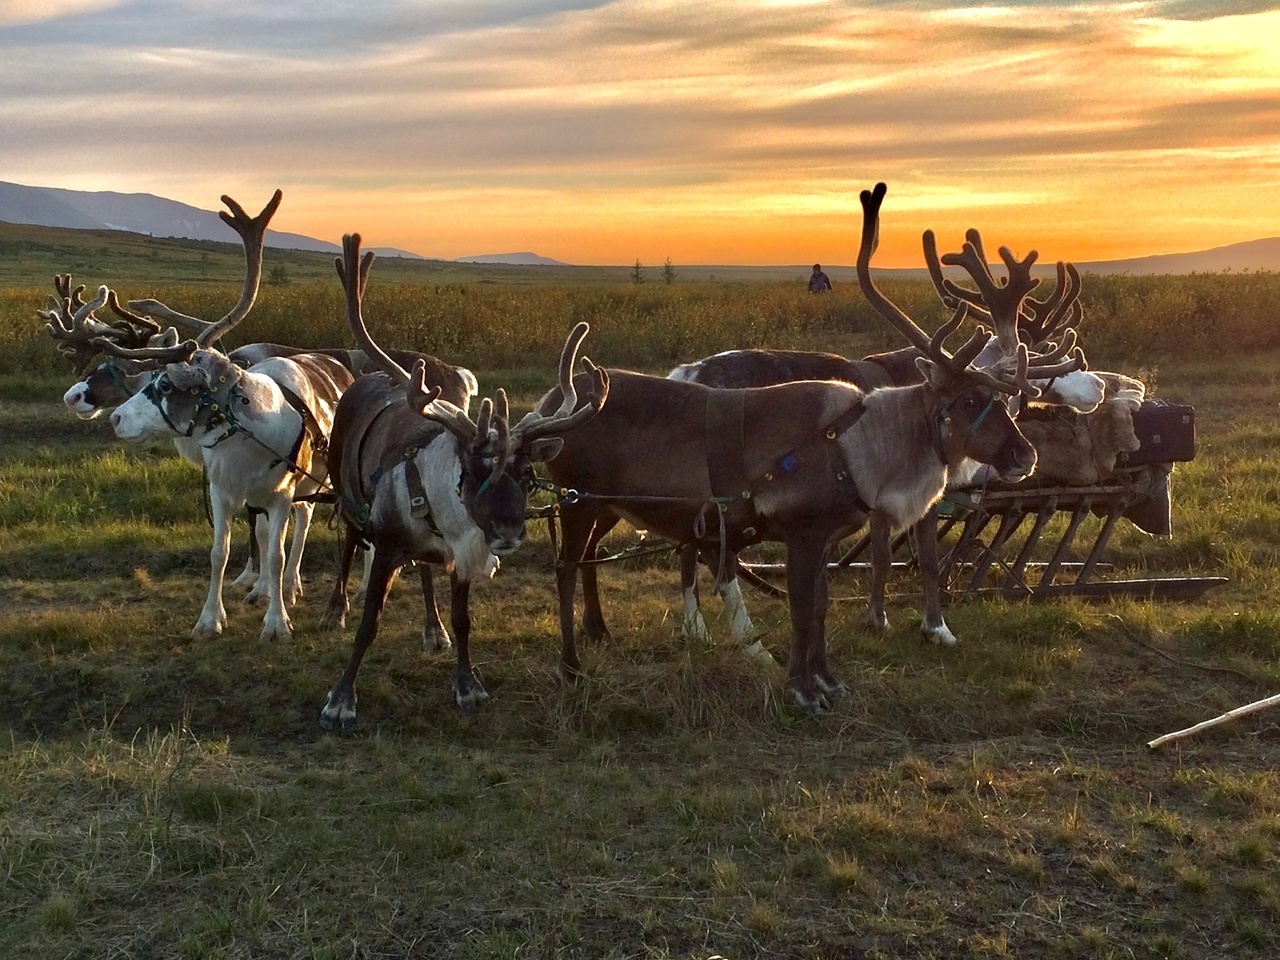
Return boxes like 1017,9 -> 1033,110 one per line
102,191 -> 353,641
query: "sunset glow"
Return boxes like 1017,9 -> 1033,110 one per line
2,1 -> 1278,266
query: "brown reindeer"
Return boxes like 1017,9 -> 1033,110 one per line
665,229 -> 1088,648
537,182 -> 1042,715
318,234 -> 608,730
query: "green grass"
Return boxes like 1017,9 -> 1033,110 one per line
2,263 -> 1280,956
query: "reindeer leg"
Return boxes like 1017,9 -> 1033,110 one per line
282,502 -> 314,606
230,506 -> 262,591
914,507 -> 957,646
449,573 -> 487,712
555,508 -> 596,681
259,499 -> 294,642
809,540 -> 848,701
580,513 -> 617,642
717,552 -> 774,666
321,523 -> 361,631
679,544 -> 711,642
194,493 -> 234,640
784,528 -> 835,715
864,511 -> 892,633
419,564 -> 452,651
320,549 -> 398,733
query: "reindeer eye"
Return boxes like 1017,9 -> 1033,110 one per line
159,377 -> 173,396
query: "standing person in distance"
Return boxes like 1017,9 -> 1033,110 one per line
808,263 -> 832,294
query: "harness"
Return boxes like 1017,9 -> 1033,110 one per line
144,370 -> 330,486
931,390 -> 1000,465
335,398 -> 449,541
543,395 -> 872,586
704,389 -> 871,546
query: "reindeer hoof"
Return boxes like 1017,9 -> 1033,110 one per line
260,619 -> 293,643
815,674 -> 850,700
741,639 -> 780,670
455,681 -> 489,714
319,692 -> 357,733
423,626 -> 452,652
863,611 -> 890,634
790,687 -> 832,717
557,661 -> 584,685
192,618 -> 224,641
923,624 -> 959,647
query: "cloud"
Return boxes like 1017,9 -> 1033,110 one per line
0,0 -> 122,25
0,1 -> 1278,263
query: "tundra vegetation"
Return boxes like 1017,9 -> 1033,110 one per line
2,242 -> 1280,958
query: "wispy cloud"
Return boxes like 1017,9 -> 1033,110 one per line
1,0 -> 1278,263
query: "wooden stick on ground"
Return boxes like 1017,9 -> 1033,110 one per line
1148,691 -> 1280,750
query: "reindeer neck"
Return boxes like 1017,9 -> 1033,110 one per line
845,385 -> 950,528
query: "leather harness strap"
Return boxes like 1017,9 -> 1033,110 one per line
700,392 -> 873,549
705,388 -> 754,529
274,383 -> 327,471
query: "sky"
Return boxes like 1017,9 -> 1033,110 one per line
1,0 -> 1278,266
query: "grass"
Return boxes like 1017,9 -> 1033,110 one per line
2,262 -> 1280,957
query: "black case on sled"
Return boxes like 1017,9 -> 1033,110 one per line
1116,399 -> 1196,466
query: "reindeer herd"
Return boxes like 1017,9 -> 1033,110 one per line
36,182 -> 1161,725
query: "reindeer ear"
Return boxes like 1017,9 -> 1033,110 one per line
915,356 -> 948,389
154,327 -> 180,347
525,437 -> 565,463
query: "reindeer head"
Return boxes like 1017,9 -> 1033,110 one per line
86,191 -> 280,440
858,182 -> 1039,482
109,352 -> 244,442
337,233 -> 608,558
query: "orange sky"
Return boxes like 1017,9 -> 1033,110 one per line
2,1 -> 1279,266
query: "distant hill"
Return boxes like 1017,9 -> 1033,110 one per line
0,180 -> 421,261
1070,237 -> 1280,276
454,252 -> 569,266
1,179 -> 1276,276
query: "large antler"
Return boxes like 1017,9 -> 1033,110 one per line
337,232 -> 452,414
126,190 -> 283,349
922,226 -> 1087,393
37,279 -> 115,373
509,324 -> 609,446
338,233 -> 606,453
39,273 -> 188,372
857,183 -> 1031,395
1020,260 -> 1082,349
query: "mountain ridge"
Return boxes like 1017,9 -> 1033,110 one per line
1,179 -> 1276,275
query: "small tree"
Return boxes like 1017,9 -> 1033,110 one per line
661,257 -> 677,285
630,259 -> 646,284
268,263 -> 291,286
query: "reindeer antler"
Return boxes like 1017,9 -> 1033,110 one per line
1020,261 -> 1082,349
127,190 -> 283,349
508,324 -> 609,446
38,280 -> 117,374
922,222 -> 1088,395
857,183 -> 1026,394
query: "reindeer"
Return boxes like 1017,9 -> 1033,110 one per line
657,225 -> 1088,650
101,191 -> 354,642
535,182 -> 1049,714
43,256 -> 476,647
318,234 -> 608,730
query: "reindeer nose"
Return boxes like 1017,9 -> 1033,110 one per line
110,410 -> 122,430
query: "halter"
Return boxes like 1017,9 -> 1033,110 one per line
97,360 -> 134,399
139,370 -> 246,444
472,467 -> 523,502
932,389 -> 1001,464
